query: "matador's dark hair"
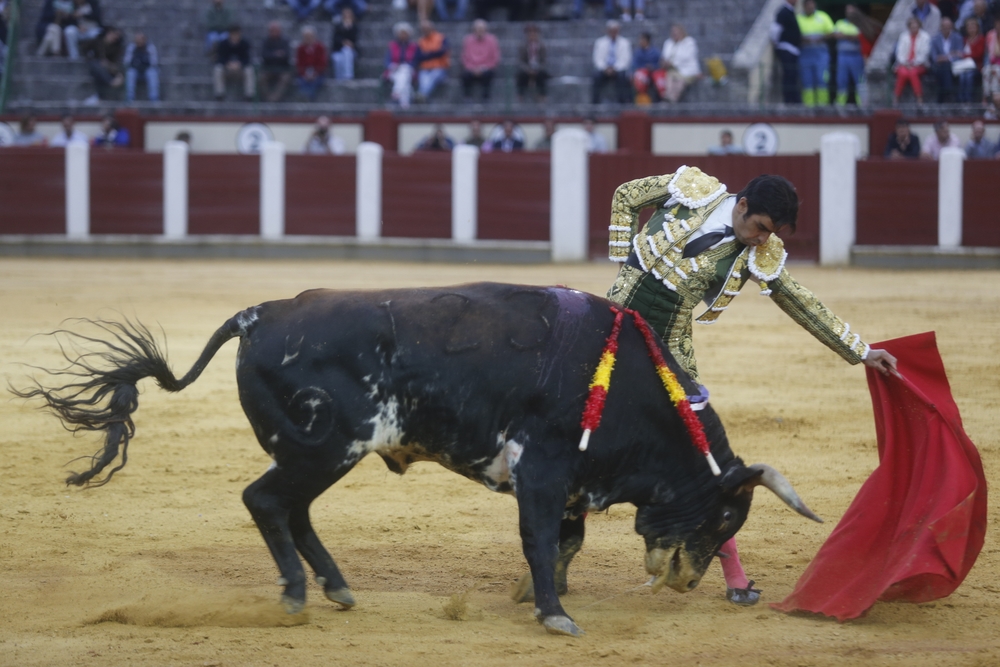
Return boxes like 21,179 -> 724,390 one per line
736,174 -> 799,233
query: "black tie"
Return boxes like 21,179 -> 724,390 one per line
682,226 -> 733,259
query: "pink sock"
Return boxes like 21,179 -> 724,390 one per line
718,537 -> 750,589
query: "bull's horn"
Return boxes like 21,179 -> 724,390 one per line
748,464 -> 823,523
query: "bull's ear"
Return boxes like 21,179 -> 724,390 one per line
719,461 -> 763,493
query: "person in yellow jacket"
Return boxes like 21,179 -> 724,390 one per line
834,6 -> 866,106
797,0 -> 835,106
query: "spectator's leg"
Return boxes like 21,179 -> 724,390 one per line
146,67 -> 160,102
37,23 -> 61,56
213,64 -> 226,99
434,0 -> 450,19
125,67 -> 138,102
88,61 -> 113,99
615,70 -> 631,103
935,63 -> 954,103
481,69 -> 494,100
816,47 -> 830,105
592,71 -> 605,103
63,25 -> 80,59
454,0 -> 469,19
633,0 -> 644,19
334,46 -> 355,80
912,65 -> 925,103
776,50 -> 800,104
392,64 -> 414,107
351,0 -> 368,16
893,69 -> 907,103
604,0 -> 617,18
516,70 -> 529,98
959,70 -> 973,103
835,54 -> 849,105
799,48 -> 816,106
429,68 -> 447,97
536,70 -> 548,99
462,70 -> 474,99
571,0 -> 583,18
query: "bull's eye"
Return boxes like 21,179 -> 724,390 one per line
722,510 -> 733,523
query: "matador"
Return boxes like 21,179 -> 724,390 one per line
605,166 -> 897,605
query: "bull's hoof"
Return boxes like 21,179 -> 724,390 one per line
281,595 -> 306,615
511,574 -> 535,603
324,587 -> 356,609
542,615 -> 584,637
726,580 -> 762,607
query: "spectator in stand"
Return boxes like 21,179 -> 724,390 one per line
921,120 -> 961,159
463,119 -> 487,148
49,114 -> 89,146
461,19 -> 500,101
124,31 -> 160,103
912,0 -> 941,37
93,113 -> 130,149
893,16 -> 931,106
214,24 -> 255,101
287,0 -> 321,23
771,0 -> 802,103
416,20 -> 450,101
961,17 -> 985,103
323,0 -> 367,19
884,118 -> 921,158
965,119 -> 995,157
517,23 -> 548,102
416,123 -> 454,151
64,0 -> 103,60
583,118 -> 608,152
660,24 -> 701,103
85,26 -> 124,101
259,21 -> 293,101
797,0 -> 834,107
591,20 -> 631,104
632,31 -> 661,104
708,129 -> 744,155
384,22 -> 417,108
834,5 -> 865,106
331,7 -> 358,80
619,0 -> 644,22
304,116 -> 346,154
572,0 -> 616,20
433,0 -> 468,21
931,18 -> 965,102
959,0 -> 991,41
487,120 -> 525,152
985,16 -> 1000,109
204,0 -> 234,54
36,0 -> 75,56
534,118 -> 556,150
14,114 -> 48,146
296,25 -> 328,101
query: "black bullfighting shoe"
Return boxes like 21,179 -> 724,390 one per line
726,580 -> 762,606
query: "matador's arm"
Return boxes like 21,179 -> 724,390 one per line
767,269 -> 870,364
607,174 -> 674,262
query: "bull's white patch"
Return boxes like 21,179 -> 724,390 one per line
234,307 -> 259,336
282,335 -> 304,366
268,434 -> 279,445
347,396 -> 405,461
480,435 -> 524,494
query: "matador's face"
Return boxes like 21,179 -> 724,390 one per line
731,197 -> 777,248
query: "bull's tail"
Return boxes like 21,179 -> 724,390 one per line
12,311 -> 252,488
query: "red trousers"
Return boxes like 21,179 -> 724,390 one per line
894,65 -> 927,99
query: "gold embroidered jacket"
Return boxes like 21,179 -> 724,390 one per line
606,166 -> 870,384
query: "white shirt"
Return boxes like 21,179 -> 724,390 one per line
683,195 -> 736,252
49,130 -> 89,147
593,35 -> 632,72
661,36 -> 701,78
304,133 -> 345,155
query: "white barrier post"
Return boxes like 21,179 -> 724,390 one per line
356,141 -> 383,239
163,140 -> 189,239
452,144 -> 479,243
550,128 -> 589,262
819,132 -> 860,266
65,141 -> 90,239
938,147 -> 964,248
260,141 -> 285,239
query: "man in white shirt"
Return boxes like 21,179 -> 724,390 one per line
660,23 -> 700,103
921,120 -> 960,160
303,116 -> 346,155
48,115 -> 90,147
591,20 -> 632,103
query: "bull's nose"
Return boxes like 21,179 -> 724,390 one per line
687,579 -> 699,591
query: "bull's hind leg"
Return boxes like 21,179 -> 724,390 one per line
243,461 -> 355,613
512,515 -> 585,603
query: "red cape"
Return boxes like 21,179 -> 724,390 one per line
771,332 -> 987,621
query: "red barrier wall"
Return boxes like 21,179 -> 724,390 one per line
285,156 -> 356,236
91,151 -> 163,234
856,159 -> 937,246
0,149 -> 66,234
963,161 -> 1000,247
478,153 -> 550,241
188,155 -> 260,235
382,153 -> 451,238
587,155 -> 820,261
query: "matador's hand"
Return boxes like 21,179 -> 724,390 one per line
863,348 -> 898,376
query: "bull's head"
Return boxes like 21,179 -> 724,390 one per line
637,460 -> 822,594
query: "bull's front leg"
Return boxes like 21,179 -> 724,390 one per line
515,472 -> 583,637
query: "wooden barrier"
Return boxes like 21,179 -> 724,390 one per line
963,161 -> 1000,248
188,155 -> 260,235
382,153 -> 451,239
477,153 -> 550,241
285,155 -> 356,236
587,155 -> 821,261
856,159 -> 937,246
91,151 -> 163,234
0,148 -> 66,234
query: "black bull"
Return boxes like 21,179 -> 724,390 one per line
18,282 -> 820,637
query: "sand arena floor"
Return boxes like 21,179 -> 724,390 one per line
0,258 -> 998,667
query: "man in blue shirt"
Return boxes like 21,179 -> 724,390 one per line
929,17 -> 964,102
